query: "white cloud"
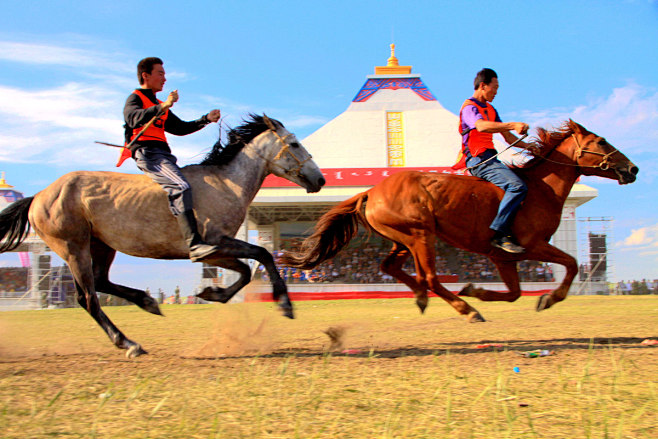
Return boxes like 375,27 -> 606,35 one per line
0,38 -> 327,167
0,40 -> 136,82
520,83 -> 658,155
614,224 -> 658,281
617,223 -> 658,249
284,115 -> 330,129
0,41 -> 109,67
0,83 -> 122,127
0,83 -> 124,165
0,39 -> 212,167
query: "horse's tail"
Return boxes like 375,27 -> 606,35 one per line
280,191 -> 370,269
0,197 -> 34,253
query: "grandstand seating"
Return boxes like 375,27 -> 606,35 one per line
253,237 -> 554,284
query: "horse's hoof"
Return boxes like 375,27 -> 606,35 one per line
416,298 -> 428,314
197,287 -> 230,303
458,283 -> 475,297
536,294 -> 553,312
197,287 -> 212,300
197,286 -> 218,301
280,306 -> 295,319
467,311 -> 486,323
126,344 -> 148,359
143,296 -> 163,316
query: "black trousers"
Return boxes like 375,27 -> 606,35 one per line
133,148 -> 193,216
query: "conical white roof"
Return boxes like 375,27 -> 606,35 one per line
303,46 -> 461,168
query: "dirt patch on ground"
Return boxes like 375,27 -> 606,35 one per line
186,307 -> 277,358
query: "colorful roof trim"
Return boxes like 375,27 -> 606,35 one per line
352,77 -> 437,102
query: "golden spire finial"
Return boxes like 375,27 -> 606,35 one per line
375,43 -> 412,75
387,44 -> 399,67
0,171 -> 13,189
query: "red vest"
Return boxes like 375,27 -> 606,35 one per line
452,98 -> 497,170
130,89 -> 169,143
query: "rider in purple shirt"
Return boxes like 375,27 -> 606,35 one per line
460,68 -> 530,253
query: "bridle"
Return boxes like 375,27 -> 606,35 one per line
259,114 -> 313,178
570,134 -> 618,171
530,134 -> 619,171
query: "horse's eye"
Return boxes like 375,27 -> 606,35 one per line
290,142 -> 300,148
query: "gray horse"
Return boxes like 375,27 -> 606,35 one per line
0,114 -> 325,357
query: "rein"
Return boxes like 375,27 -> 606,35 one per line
530,134 -> 619,170
465,134 -> 528,172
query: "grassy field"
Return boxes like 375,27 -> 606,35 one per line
0,295 -> 657,438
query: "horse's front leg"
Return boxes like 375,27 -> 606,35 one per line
201,236 -> 293,319
409,237 -> 485,322
523,242 -> 578,311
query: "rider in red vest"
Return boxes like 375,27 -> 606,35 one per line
454,68 -> 530,253
123,57 -> 222,262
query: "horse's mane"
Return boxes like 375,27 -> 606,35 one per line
200,114 -> 282,166
519,120 -> 579,168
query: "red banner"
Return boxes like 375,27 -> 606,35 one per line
263,167 -> 468,188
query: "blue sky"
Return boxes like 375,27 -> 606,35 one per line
0,0 -> 656,295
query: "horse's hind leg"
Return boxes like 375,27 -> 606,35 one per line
49,237 -> 147,358
380,243 -> 430,313
198,235 -> 292,318
459,259 -> 522,302
409,236 -> 485,322
73,279 -> 146,358
91,239 -> 162,316
197,257 -> 251,303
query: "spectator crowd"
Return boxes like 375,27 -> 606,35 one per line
615,279 -> 658,295
0,267 -> 28,294
253,237 -> 556,284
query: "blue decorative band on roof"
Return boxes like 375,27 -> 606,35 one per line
0,190 -> 24,203
352,77 -> 437,102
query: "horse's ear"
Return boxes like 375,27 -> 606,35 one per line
262,113 -> 276,131
568,119 -> 587,135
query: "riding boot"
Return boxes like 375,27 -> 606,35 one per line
491,231 -> 525,254
176,210 -> 222,262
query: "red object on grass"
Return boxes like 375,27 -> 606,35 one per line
341,349 -> 362,354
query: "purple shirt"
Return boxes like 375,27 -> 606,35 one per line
460,98 -> 502,145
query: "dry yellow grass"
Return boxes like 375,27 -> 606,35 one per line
0,295 -> 657,438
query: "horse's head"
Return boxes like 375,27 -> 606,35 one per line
567,120 -> 638,185
258,115 -> 326,193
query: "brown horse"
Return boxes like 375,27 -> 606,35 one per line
281,120 -> 638,322
0,115 -> 325,357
